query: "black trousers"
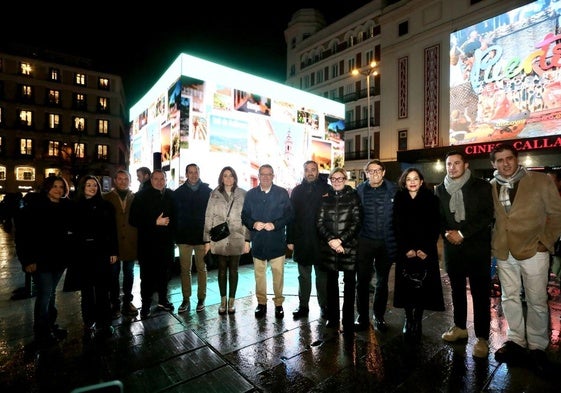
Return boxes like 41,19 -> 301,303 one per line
356,237 -> 392,323
447,269 -> 491,339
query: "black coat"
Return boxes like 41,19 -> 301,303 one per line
286,177 -> 330,265
15,192 -> 75,272
129,187 -> 176,264
435,175 -> 493,276
393,186 -> 445,311
66,197 -> 118,290
316,185 -> 361,272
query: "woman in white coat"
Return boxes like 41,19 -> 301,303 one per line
204,167 -> 250,314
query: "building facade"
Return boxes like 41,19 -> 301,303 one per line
0,45 -> 128,197
285,0 -> 559,185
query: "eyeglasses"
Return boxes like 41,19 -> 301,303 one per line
330,177 -> 346,183
366,169 -> 383,175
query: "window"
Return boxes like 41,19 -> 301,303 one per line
0,107 -> 4,126
19,62 -> 32,76
398,21 -> 409,37
96,144 -> 108,160
19,110 -> 33,127
331,63 -> 339,78
47,113 -> 61,130
21,85 -> 33,100
48,140 -> 60,157
72,116 -> 86,133
97,97 -> 109,112
348,58 -> 356,73
316,70 -> 324,84
74,143 -> 85,158
98,77 -> 110,90
97,119 -> 109,135
15,166 -> 35,181
74,73 -> 86,86
0,136 -> 3,156
73,93 -> 87,110
49,68 -> 60,82
48,90 -> 61,106
0,165 -> 5,180
366,50 -> 374,64
19,139 -> 32,155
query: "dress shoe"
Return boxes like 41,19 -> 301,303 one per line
254,304 -> 267,318
529,349 -> 553,378
373,318 -> 388,332
275,306 -> 284,318
325,320 -> 340,329
494,340 -> 527,365
51,324 -> 68,340
354,320 -> 369,332
292,307 -> 309,319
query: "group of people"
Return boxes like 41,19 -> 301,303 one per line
12,143 -> 561,380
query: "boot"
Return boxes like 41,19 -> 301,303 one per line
227,297 -> 236,314
403,307 -> 414,340
218,297 -> 227,315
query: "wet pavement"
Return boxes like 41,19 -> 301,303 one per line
1,228 -> 560,393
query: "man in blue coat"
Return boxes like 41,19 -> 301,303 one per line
242,164 -> 294,319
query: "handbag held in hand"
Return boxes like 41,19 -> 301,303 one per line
209,198 -> 234,242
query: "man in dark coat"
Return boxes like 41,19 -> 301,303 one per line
435,150 -> 493,358
172,163 -> 212,313
287,160 -> 330,320
129,170 -> 176,318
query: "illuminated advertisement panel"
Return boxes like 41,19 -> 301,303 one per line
129,54 -> 345,192
449,0 -> 561,145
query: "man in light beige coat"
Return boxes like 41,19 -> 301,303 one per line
490,143 -> 561,377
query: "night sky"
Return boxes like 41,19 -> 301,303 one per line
3,2 -> 370,107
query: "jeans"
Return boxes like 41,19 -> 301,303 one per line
34,269 -> 65,338
110,260 -> 135,305
356,237 -> 392,322
497,251 -> 550,350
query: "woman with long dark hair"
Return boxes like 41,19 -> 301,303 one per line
393,168 -> 444,343
204,166 -> 250,314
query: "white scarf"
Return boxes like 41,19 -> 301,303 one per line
444,168 -> 471,223
493,165 -> 527,213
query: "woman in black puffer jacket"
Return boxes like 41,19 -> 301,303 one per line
317,168 -> 361,335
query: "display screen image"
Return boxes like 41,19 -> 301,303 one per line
449,0 -> 561,145
129,53 -> 345,193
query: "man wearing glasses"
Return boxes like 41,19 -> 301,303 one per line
355,159 -> 398,332
242,164 -> 294,319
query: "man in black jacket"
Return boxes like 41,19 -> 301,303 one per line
287,161 -> 330,320
129,170 -> 176,318
435,150 -> 493,358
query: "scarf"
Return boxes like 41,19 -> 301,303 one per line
493,165 -> 527,213
444,168 -> 471,223
186,179 -> 201,192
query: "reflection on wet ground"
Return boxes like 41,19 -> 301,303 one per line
0,229 -> 560,392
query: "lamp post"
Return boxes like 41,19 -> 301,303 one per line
352,61 -> 379,161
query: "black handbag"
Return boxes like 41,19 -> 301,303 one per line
209,199 -> 234,242
402,258 -> 427,290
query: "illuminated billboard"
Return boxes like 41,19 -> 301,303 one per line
449,0 -> 561,145
129,53 -> 345,192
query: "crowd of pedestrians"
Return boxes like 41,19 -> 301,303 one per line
5,142 -> 561,379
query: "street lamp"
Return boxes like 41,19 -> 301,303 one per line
352,61 -> 379,161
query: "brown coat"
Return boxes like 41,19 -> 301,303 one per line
491,171 -> 561,260
103,189 -> 138,261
